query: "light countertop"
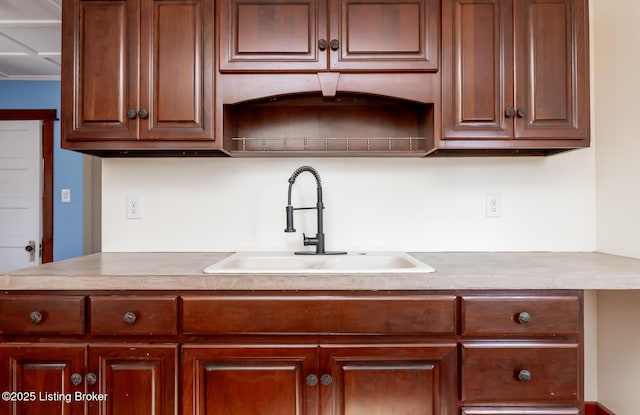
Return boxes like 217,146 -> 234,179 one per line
2,251 -> 640,291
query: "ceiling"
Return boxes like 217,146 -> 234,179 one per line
0,0 -> 61,80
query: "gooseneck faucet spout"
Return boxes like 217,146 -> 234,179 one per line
285,166 -> 345,255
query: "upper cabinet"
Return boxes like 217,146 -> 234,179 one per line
59,0 -> 590,157
218,0 -> 440,72
439,0 -> 590,155
217,0 -> 441,156
61,0 -> 215,155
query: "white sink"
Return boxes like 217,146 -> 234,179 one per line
203,251 -> 435,274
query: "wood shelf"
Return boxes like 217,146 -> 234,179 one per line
223,93 -> 434,156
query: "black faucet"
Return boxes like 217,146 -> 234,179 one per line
285,166 -> 346,255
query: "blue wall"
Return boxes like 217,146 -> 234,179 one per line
0,80 -> 84,261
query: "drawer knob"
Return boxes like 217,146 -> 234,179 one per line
123,311 -> 137,325
29,311 -> 43,324
70,373 -> 83,386
320,374 -> 333,386
517,311 -> 531,324
306,374 -> 319,386
517,369 -> 531,382
85,372 -> 98,385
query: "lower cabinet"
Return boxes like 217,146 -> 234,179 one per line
182,345 -> 318,415
0,344 -> 85,415
182,343 -> 457,415
459,294 -> 583,414
88,345 -> 177,415
0,290 -> 583,415
0,343 -> 177,415
319,344 -> 457,415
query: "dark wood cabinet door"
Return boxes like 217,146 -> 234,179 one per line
514,0 -> 589,140
63,0 -> 213,142
219,0 -> 437,72
329,0 -> 439,71
62,0 -> 137,140
442,0 -> 514,140
139,0 -> 213,140
442,0 -> 589,144
87,344 -> 178,415
182,345 -> 319,415
219,0 -> 328,72
0,344 -> 86,415
319,344 -> 457,415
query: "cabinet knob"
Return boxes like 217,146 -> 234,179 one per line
329,39 -> 340,51
517,369 -> 531,382
517,108 -> 528,118
517,311 -> 531,324
138,109 -> 149,119
29,310 -> 43,324
70,373 -> 83,386
126,109 -> 137,119
306,374 -> 319,386
318,39 -> 328,51
85,372 -> 98,385
123,311 -> 137,325
320,374 -> 333,386
505,107 -> 516,118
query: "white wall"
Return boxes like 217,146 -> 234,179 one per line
102,154 -> 595,253
596,290 -> 640,414
593,0 -> 640,412
594,0 -> 640,259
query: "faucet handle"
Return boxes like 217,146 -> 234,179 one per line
303,233 -> 319,246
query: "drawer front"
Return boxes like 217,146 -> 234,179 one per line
461,408 -> 580,415
182,295 -> 457,335
0,295 -> 85,334
90,296 -> 177,335
461,343 -> 579,402
461,296 -> 580,336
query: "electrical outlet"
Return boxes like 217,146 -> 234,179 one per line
126,195 -> 143,219
486,194 -> 502,217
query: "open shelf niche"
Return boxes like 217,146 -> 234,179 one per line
223,93 -> 434,157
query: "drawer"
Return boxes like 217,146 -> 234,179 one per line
461,295 -> 580,336
182,295 -> 457,335
461,408 -> 579,415
90,296 -> 177,335
0,295 -> 85,334
461,342 -> 579,402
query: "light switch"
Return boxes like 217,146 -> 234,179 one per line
61,189 -> 71,203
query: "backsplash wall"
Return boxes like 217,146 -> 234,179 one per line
102,150 -> 596,252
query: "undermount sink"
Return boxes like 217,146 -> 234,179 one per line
203,252 -> 435,274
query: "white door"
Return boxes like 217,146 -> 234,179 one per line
0,120 -> 42,273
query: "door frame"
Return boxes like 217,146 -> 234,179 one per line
0,109 -> 56,263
